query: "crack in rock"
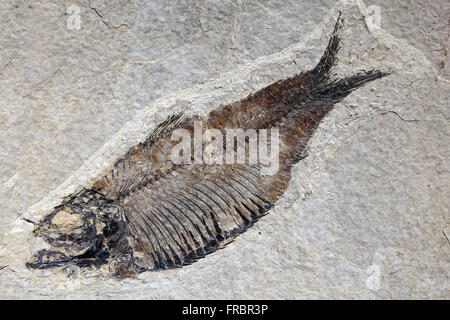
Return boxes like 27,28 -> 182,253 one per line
378,110 -> 420,122
443,229 -> 450,246
22,66 -> 63,98
89,0 -> 132,30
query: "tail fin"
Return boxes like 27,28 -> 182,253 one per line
311,13 -> 390,103
312,12 -> 344,83
314,70 -> 390,103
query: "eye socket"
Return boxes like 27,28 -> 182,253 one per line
51,208 -> 84,229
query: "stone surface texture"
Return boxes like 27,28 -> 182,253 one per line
0,0 -> 448,299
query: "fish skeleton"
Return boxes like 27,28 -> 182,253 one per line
26,14 -> 389,278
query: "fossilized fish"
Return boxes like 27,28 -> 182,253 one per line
27,14 -> 389,278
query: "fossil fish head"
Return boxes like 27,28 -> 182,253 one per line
26,191 -> 122,271
33,205 -> 95,250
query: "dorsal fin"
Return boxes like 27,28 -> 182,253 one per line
143,112 -> 189,147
